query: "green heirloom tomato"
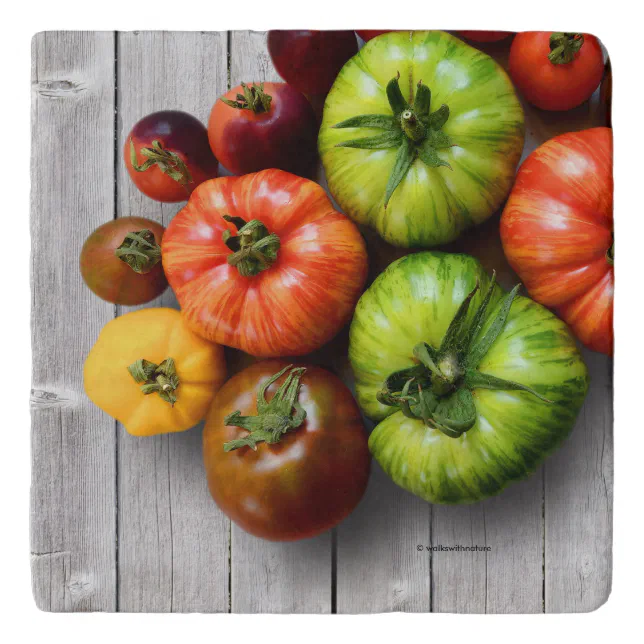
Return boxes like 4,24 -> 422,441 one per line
349,252 -> 588,503
319,31 -> 525,248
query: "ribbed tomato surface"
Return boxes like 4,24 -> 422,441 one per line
501,127 -> 613,355
162,169 -> 368,357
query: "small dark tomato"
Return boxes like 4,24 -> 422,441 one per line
356,30 -> 394,42
267,30 -> 358,96
80,217 -> 167,305
203,361 -> 371,541
458,31 -> 513,43
208,82 -> 318,176
124,111 -> 218,203
509,32 -> 605,111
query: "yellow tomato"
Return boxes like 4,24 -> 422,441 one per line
84,308 -> 226,436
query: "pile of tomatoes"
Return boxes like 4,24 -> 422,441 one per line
81,30 -> 612,538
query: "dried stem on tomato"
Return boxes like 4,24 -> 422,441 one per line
377,272 -> 552,438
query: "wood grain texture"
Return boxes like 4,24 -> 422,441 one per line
228,30 -> 333,614
115,31 -> 230,613
31,30 -> 613,614
336,463 -> 431,613
544,349 -> 613,612
31,31 -> 117,612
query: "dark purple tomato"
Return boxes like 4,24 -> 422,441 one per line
267,30 -> 358,96
208,82 -> 318,176
80,217 -> 168,305
203,361 -> 371,541
125,110 -> 218,203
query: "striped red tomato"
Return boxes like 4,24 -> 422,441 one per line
162,169 -> 368,357
500,127 -> 613,355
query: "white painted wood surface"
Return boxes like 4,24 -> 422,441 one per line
31,30 -> 613,613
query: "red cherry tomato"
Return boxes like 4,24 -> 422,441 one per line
203,361 -> 371,541
80,217 -> 167,305
208,82 -> 318,176
509,32 -> 604,111
356,30 -> 394,42
458,31 -> 513,43
501,128 -> 613,355
267,30 -> 358,95
125,111 -> 218,202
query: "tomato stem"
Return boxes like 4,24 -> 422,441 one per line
129,139 -> 193,187
400,110 -> 426,142
222,215 -> 280,277
606,237 -> 614,266
223,365 -> 307,451
548,33 -> 584,65
220,82 -> 273,114
114,229 -> 162,274
333,74 -> 454,207
127,357 -> 179,406
377,273 -> 551,437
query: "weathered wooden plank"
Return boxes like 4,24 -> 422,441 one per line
228,30 -> 333,613
31,31 -> 117,612
336,462 -> 431,613
545,349 -> 613,612
115,31 -> 230,613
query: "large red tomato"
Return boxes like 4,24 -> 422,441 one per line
509,32 -> 604,111
500,127 -> 613,355
162,169 -> 368,357
203,361 -> 371,541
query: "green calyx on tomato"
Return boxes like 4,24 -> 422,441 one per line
220,82 -> 273,114
333,73 -> 454,207
127,357 -> 180,406
128,138 -> 193,186
223,365 -> 307,451
114,229 -> 162,274
377,272 -> 550,438
222,215 -> 281,277
548,33 -> 584,65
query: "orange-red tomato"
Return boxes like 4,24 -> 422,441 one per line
509,32 -> 604,111
458,31 -> 512,43
125,111 -> 219,203
203,361 -> 371,541
500,127 -> 613,355
162,169 -> 368,357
